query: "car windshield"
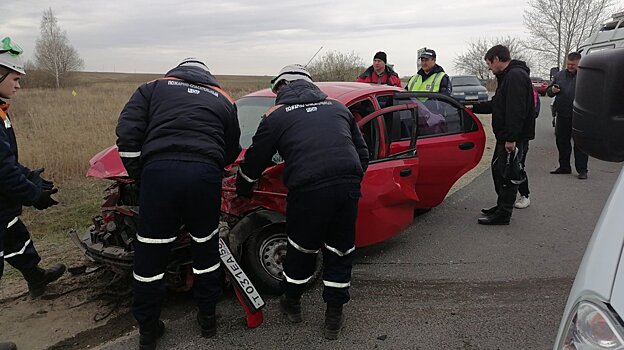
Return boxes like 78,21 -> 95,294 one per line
236,96 -> 276,148
452,76 -> 481,87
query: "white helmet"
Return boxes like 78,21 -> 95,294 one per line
177,57 -> 209,72
0,37 -> 26,75
270,64 -> 313,92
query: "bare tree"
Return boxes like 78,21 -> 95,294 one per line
454,37 -> 536,81
33,8 -> 84,88
307,51 -> 366,82
524,0 -> 614,69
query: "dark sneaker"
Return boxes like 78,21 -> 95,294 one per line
139,320 -> 165,350
477,211 -> 511,225
578,172 -> 588,180
279,295 -> 302,323
550,167 -> 572,174
197,312 -> 216,338
480,205 -> 498,215
324,304 -> 344,340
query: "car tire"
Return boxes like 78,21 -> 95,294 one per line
242,224 -> 322,295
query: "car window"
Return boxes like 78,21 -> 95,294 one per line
451,76 -> 481,86
236,96 -> 276,148
376,95 -> 392,109
348,98 -> 376,121
392,97 -> 462,139
359,118 -> 381,161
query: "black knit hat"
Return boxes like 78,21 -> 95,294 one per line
373,51 -> 387,63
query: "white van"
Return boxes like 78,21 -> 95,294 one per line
578,11 -> 624,55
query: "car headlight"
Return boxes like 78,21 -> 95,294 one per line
479,91 -> 488,95
558,300 -> 624,349
452,92 -> 465,96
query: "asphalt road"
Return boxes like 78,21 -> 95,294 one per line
94,96 -> 622,350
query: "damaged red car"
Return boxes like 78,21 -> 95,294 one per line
72,83 -> 485,294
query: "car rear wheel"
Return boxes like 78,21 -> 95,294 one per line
242,225 -> 322,295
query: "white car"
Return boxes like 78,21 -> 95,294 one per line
552,46 -> 624,348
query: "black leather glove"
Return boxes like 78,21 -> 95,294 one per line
28,168 -> 54,191
235,170 -> 255,198
33,188 -> 59,210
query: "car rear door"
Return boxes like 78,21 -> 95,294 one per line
353,104 -> 420,247
388,92 -> 485,209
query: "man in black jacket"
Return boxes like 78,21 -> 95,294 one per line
236,64 -> 368,340
116,58 -> 241,349
548,52 -> 588,179
0,37 -> 64,307
472,45 -> 535,225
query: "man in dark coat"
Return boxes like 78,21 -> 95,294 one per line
236,64 -> 368,339
116,57 -> 241,349
548,52 -> 588,179
472,45 -> 535,225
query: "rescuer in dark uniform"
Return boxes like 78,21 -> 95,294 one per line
116,58 -> 241,349
235,64 -> 369,340
0,36 -> 64,350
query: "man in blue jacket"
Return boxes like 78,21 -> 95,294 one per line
116,58 -> 241,349
548,52 -> 588,179
236,64 -> 369,340
0,37 -> 64,349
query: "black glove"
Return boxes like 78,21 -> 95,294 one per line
33,188 -> 59,210
28,168 -> 54,191
235,170 -> 255,198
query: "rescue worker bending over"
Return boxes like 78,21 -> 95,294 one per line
116,58 -> 241,349
235,64 -> 369,340
0,37 -> 64,350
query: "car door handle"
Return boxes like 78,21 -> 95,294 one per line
459,142 -> 475,150
400,169 -> 412,177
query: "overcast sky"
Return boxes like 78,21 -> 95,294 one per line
3,0 -> 543,77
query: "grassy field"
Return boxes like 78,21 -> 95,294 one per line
4,72 -> 269,279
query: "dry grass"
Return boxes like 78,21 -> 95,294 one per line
2,72 -> 269,280
11,72 -> 269,184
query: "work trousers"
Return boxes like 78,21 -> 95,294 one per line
491,143 -> 524,214
281,183 -> 361,305
132,160 -> 222,328
0,217 -> 41,279
555,115 -> 589,173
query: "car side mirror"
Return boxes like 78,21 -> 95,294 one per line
573,48 -> 624,162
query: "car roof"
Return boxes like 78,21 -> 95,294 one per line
451,75 -> 479,79
243,82 -> 405,103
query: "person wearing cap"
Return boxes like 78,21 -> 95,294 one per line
407,48 -> 451,95
1,37 -> 65,350
236,64 -> 369,340
116,57 -> 241,348
356,51 -> 402,87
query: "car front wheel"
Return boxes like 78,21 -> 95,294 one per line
242,225 -> 322,295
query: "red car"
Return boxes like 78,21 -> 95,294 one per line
531,77 -> 549,96
73,83 -> 485,294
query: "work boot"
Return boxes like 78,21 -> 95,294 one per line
139,320 -> 165,350
0,341 -> 17,350
20,263 -> 66,298
197,312 -> 216,338
279,294 -> 302,323
324,303 -> 344,340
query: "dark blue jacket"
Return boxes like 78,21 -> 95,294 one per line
239,80 -> 369,192
0,102 -> 41,223
547,69 -> 576,117
116,66 -> 241,178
